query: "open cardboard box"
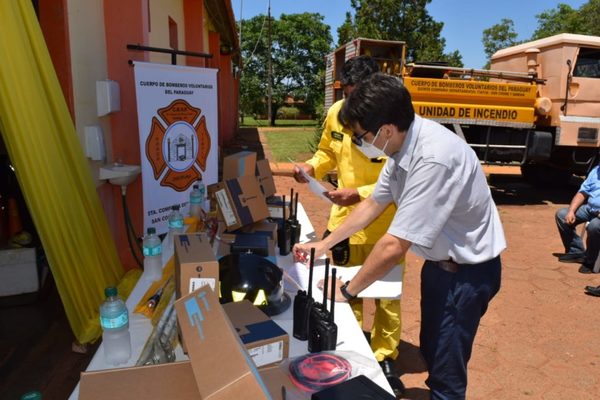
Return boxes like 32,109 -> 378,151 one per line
79,286 -> 296,400
223,300 -> 289,368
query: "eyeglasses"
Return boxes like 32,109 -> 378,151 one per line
351,130 -> 370,146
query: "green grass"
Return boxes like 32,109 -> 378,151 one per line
263,128 -> 315,162
241,116 -> 318,127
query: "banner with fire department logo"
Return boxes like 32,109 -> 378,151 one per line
133,61 -> 218,234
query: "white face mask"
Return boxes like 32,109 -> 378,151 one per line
356,128 -> 389,159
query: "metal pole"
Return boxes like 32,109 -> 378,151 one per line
267,0 -> 273,125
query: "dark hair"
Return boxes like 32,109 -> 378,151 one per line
339,73 -> 415,133
340,55 -> 380,87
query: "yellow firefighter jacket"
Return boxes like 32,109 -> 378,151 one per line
305,99 -> 396,245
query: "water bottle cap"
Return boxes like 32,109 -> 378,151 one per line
105,286 -> 118,297
193,184 -> 199,189
147,227 -> 156,234
172,204 -> 180,210
21,391 -> 42,400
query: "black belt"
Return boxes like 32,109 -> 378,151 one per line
437,259 -> 459,273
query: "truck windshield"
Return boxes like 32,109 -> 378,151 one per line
573,47 -> 600,78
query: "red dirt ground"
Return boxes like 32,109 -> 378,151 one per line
263,137 -> 600,399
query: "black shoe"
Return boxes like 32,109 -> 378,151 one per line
552,252 -> 568,257
585,285 -> 600,296
579,264 -> 593,274
558,253 -> 585,263
379,358 -> 405,398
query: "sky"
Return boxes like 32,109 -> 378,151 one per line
231,0 -> 588,68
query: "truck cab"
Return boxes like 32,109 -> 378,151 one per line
492,34 -> 600,178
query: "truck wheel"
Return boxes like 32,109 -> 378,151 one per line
521,164 -> 573,187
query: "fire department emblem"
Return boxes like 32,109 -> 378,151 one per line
145,99 -> 211,191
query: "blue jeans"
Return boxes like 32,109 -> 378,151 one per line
555,204 -> 600,265
420,257 -> 502,400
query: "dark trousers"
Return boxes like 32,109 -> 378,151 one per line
420,256 -> 502,400
555,205 -> 600,265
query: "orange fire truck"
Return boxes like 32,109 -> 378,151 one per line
324,34 -> 600,182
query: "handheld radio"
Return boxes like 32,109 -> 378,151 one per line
308,258 -> 331,353
312,267 -> 338,351
277,195 -> 292,255
293,247 -> 315,340
288,190 -> 301,251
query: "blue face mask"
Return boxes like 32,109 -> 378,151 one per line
356,128 -> 388,159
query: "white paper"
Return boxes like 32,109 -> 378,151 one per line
292,162 -> 332,203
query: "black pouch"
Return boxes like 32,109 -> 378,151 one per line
322,230 -> 350,266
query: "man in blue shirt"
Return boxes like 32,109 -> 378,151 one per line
555,165 -> 600,274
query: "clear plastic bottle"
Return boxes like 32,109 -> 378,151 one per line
189,182 -> 205,219
143,227 -> 162,281
168,204 -> 184,248
100,286 -> 131,365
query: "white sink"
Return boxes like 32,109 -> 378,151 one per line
99,163 -> 141,186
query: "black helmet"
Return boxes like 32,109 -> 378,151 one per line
218,253 -> 291,316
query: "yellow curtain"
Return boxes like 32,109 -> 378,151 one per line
0,1 -> 124,344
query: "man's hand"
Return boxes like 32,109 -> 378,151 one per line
326,188 -> 360,206
565,210 -> 576,225
293,241 -> 328,264
293,163 -> 314,183
317,277 -> 348,302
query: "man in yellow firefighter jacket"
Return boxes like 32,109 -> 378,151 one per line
293,56 -> 404,395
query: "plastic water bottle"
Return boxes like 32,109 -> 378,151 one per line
143,227 -> 162,281
168,204 -> 184,248
100,286 -> 131,365
189,181 -> 205,219
20,391 -> 42,400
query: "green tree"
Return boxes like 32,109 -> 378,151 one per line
482,0 -> 600,67
578,0 -> 600,36
337,12 -> 357,47
337,0 -> 462,66
482,18 -> 521,67
238,13 -> 332,125
531,4 -> 583,40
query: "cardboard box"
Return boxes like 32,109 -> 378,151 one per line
223,300 -> 289,368
79,361 -> 296,400
174,233 -> 219,299
236,220 -> 278,243
213,175 -> 269,230
256,159 -> 276,198
214,232 -> 277,266
0,248 -> 38,297
223,151 -> 257,181
79,287 -> 296,400
267,196 -> 291,219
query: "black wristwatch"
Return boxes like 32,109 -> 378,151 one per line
340,280 -> 357,301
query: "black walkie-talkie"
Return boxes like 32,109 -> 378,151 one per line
278,195 -> 291,255
293,247 -> 315,340
308,258 -> 331,353
316,267 -> 338,351
288,191 -> 301,251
